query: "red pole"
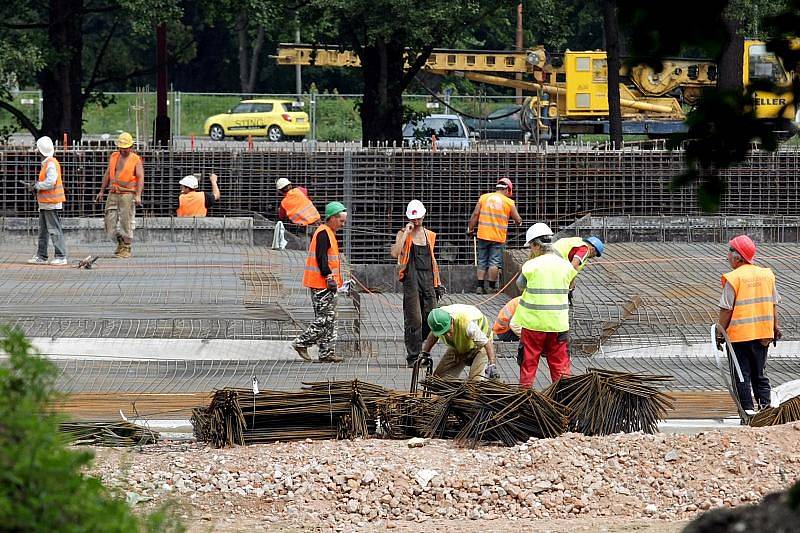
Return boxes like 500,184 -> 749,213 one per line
190,134 -> 195,151
62,132 -> 69,150
248,135 -> 254,151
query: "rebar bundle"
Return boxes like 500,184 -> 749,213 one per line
59,420 -> 160,446
546,368 -> 674,436
749,396 -> 800,427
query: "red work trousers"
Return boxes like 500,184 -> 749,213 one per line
519,328 -> 570,388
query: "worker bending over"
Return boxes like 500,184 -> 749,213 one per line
391,200 -> 445,368
420,305 -> 498,381
552,235 -> 604,303
467,178 -> 522,294
27,136 -> 68,266
276,178 -> 320,227
293,202 -> 348,363
492,296 -> 521,342
176,174 -> 221,217
514,223 -> 577,387
717,235 -> 781,415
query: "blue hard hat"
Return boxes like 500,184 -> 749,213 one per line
584,236 -> 604,257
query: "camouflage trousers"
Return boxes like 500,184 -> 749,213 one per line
295,288 -> 338,358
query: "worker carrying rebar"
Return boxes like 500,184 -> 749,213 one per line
492,296 -> 521,342
514,223 -> 577,388
95,132 -> 144,259
292,201 -> 348,363
419,305 -> 498,381
552,235 -> 604,304
26,136 -> 68,266
176,174 -> 221,217
390,200 -> 445,368
276,178 -> 320,227
467,177 -> 523,294
717,235 -> 782,415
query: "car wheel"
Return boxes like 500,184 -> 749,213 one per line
209,125 -> 225,141
267,125 -> 284,142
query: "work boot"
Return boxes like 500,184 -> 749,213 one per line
292,340 -> 312,361
113,237 -> 124,256
317,353 -> 343,363
116,243 -> 132,259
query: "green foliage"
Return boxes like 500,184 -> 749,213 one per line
0,326 -> 183,532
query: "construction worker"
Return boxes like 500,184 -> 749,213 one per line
27,136 -> 68,265
176,174 -> 221,217
419,305 -> 498,381
514,223 -> 577,388
553,235 -> 605,304
467,177 -> 523,293
717,235 -> 781,415
390,200 -> 445,367
292,202 -> 348,363
492,296 -> 521,342
276,178 -> 320,227
95,132 -> 144,258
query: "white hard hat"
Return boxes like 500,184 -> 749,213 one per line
36,136 -> 54,157
179,175 -> 199,189
525,222 -> 553,245
276,178 -> 292,190
406,199 -> 426,220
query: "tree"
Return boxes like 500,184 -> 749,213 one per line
300,0 -> 517,145
601,0 -> 622,148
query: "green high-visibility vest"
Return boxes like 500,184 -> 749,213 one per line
514,253 -> 577,332
553,236 -> 588,272
440,304 -> 490,354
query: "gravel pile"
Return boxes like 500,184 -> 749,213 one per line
90,423 -> 800,530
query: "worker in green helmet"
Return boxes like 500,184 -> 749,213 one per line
419,304 -> 498,381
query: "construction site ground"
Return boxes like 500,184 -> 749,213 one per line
89,423 -> 800,532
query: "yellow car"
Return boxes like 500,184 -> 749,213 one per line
204,99 -> 310,141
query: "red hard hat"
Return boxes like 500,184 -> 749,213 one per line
496,177 -> 513,196
729,235 -> 756,263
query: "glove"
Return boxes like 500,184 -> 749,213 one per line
483,363 -> 497,379
26,182 -> 36,192
419,351 -> 431,360
434,285 -> 446,301
774,327 -> 782,347
568,289 -> 574,307
715,335 -> 725,350
326,276 -> 338,292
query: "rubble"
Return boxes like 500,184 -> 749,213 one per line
89,423 -> 800,529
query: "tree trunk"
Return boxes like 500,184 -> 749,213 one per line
602,0 -> 623,149
717,17 -> 744,92
237,10 -> 250,94
359,39 -> 406,145
245,26 -> 265,94
38,0 -> 84,141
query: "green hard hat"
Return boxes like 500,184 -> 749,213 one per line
427,308 -> 452,337
325,201 -> 347,219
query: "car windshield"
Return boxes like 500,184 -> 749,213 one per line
403,118 -> 465,138
748,44 -> 788,84
281,102 -> 304,112
231,103 -> 252,113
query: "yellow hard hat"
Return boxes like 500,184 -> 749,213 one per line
116,132 -> 134,148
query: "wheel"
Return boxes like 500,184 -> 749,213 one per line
209,124 -> 225,141
267,125 -> 284,142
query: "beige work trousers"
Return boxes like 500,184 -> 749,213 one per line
105,192 -> 136,242
433,347 -> 489,381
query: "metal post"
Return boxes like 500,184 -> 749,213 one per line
344,151 -> 353,262
311,89 -> 317,142
295,16 -> 302,97
515,2 -> 523,104
155,24 -> 170,146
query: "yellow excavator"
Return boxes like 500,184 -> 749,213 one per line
275,41 -> 797,140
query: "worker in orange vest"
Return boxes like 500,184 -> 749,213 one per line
717,235 -> 782,415
293,202 -> 348,363
492,296 -> 521,342
276,178 -> 320,227
26,136 -> 68,265
467,177 -> 522,294
176,174 -> 221,217
390,199 -> 445,368
95,132 -> 144,259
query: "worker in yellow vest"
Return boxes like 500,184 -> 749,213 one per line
420,305 -> 498,381
276,178 -> 320,227
492,296 -> 521,342
552,235 -> 604,304
176,174 -> 221,217
390,200 -> 445,368
467,177 -> 522,294
717,235 -> 781,415
95,132 -> 144,258
514,223 -> 577,388
27,136 -> 68,265
293,202 -> 347,363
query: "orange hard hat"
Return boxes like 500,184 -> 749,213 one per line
729,235 -> 756,263
496,177 -> 513,196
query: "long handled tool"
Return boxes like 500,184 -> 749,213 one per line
409,353 -> 433,396
710,323 -> 751,424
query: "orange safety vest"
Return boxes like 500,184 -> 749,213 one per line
397,228 -> 441,287
476,192 -> 514,243
722,264 -> 777,343
303,224 -> 343,289
37,157 -> 66,204
492,297 -> 520,335
281,188 -> 320,226
107,151 -> 142,193
176,191 -> 207,217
